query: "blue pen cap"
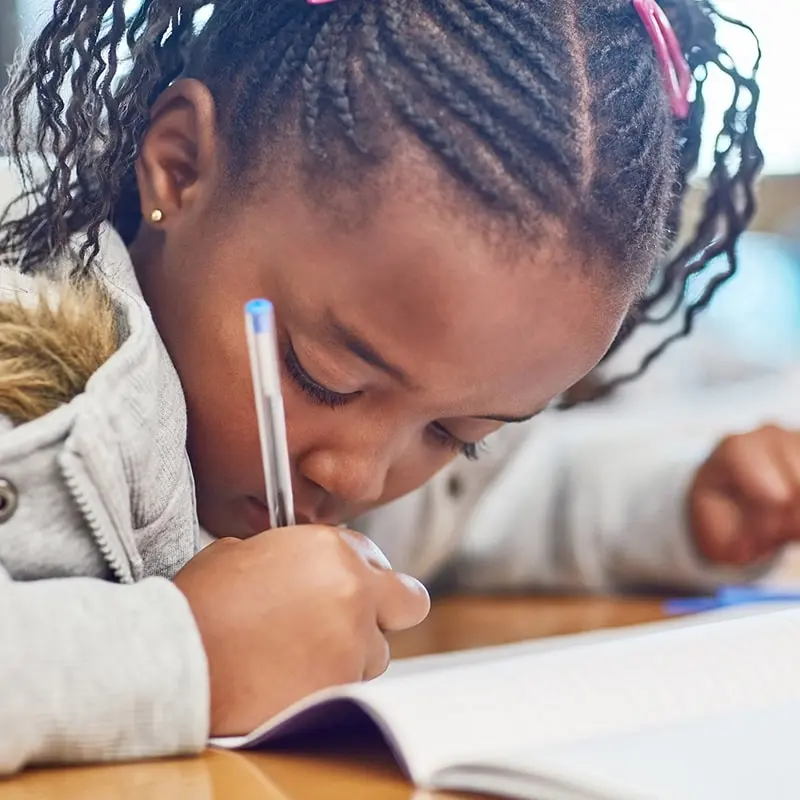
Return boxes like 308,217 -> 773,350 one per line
245,299 -> 274,333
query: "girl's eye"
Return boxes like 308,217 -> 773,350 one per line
284,340 -> 485,461
428,422 -> 486,461
283,341 -> 361,409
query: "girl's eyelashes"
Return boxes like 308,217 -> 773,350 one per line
283,340 -> 360,409
428,422 -> 486,461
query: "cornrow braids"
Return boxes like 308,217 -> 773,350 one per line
0,0 -> 762,397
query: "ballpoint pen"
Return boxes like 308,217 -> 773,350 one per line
245,299 -> 295,528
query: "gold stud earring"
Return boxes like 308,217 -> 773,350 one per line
149,208 -> 164,224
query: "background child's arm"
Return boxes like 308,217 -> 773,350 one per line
528,374 -> 800,592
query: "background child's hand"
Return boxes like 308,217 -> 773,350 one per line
689,425 -> 800,567
173,526 -> 429,737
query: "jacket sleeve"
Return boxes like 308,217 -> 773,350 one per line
416,370 -> 800,593
0,567 -> 210,774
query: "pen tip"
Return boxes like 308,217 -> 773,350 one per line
245,298 -> 273,315
245,299 -> 275,334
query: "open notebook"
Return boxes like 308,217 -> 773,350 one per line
213,605 -> 800,800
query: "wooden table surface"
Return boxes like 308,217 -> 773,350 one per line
0,595 -> 668,800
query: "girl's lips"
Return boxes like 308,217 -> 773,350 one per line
245,496 -> 313,533
244,496 -> 272,534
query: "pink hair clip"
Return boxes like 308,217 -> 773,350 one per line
307,0 -> 337,4
633,0 -> 692,119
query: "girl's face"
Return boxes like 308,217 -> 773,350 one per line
132,84 -> 635,538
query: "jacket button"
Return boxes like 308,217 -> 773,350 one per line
0,479 -> 18,523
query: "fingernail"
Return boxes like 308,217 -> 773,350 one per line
397,572 -> 429,598
339,529 -> 392,570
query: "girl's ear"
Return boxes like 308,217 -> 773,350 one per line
134,78 -> 221,228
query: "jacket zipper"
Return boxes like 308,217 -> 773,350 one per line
62,466 -> 133,584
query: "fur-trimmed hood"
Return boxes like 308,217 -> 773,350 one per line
0,271 -> 119,426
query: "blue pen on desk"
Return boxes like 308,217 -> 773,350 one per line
664,585 -> 800,616
718,586 -> 800,604
245,299 -> 295,529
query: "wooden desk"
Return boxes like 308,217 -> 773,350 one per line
0,595 -> 666,800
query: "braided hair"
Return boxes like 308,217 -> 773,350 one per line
0,0 -> 762,396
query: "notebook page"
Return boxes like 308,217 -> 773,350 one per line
342,606 -> 800,782
213,607 -> 734,751
437,698 -> 800,800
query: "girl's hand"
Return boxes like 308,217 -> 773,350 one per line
173,526 -> 429,737
689,425 -> 800,567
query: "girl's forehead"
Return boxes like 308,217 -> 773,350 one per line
247,185 -> 631,413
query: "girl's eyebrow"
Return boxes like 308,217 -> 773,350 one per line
325,310 -> 543,423
324,311 -> 416,389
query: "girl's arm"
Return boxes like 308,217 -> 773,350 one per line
0,569 -> 209,774
0,252 -> 209,773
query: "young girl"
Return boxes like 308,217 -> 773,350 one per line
0,0 -> 761,774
